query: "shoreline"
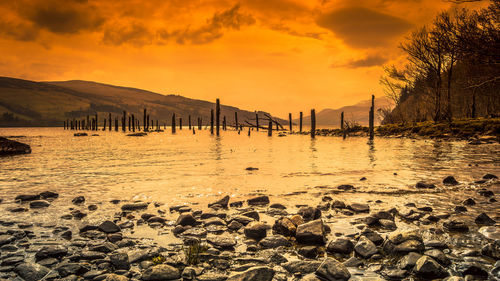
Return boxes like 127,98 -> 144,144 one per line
0,175 -> 498,280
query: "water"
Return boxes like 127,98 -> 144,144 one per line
0,128 -> 499,237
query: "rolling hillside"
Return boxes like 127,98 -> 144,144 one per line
0,77 -> 284,127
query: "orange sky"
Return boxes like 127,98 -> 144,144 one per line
0,0 -> 486,118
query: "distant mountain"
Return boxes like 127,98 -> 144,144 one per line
0,77 -> 284,127
296,97 -> 393,127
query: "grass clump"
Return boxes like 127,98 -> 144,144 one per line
184,242 -> 209,265
152,255 -> 166,265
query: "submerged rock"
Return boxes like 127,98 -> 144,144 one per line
0,137 -> 31,156
416,182 -> 436,189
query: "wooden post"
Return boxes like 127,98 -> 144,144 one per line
156,120 -> 159,131
109,113 -> 112,131
95,113 -> 98,130
248,127 -> 251,136
122,111 -> 126,132
188,115 -> 191,130
198,117 -> 202,130
63,121 -> 66,130
128,116 -> 131,131
132,114 -> 135,132
341,111 -> 346,139
256,113 -> 259,131
179,118 -> 182,130
103,119 -> 106,131
115,118 -> 118,131
216,98 -> 220,136
143,108 -> 147,132
234,112 -> 238,131
192,127 -> 195,134
299,111 -> 303,132
268,118 -> 272,136
223,116 -> 226,131
210,109 -> 214,135
172,114 -> 176,133
311,109 -> 316,139
86,115 -> 90,130
369,95 -> 374,140
289,113 -> 292,132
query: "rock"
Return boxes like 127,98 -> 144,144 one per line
89,242 -> 117,253
241,210 -> 260,221
443,220 -> 469,232
478,189 -> 494,197
481,240 -> 500,259
56,262 -> 90,277
176,213 -> 197,226
272,217 -> 298,237
227,266 -> 275,281
298,246 -> 318,259
0,137 -> 31,156
270,203 -> 286,209
208,195 -> 230,209
247,195 -> 270,206
475,213 -> 495,225
343,256 -> 363,267
456,262 -> 489,279
71,209 -> 87,219
331,200 -> 346,209
424,249 -> 450,266
315,258 -> 351,281
354,236 -> 378,258
74,132 -> 88,136
14,262 -> 50,281
259,235 -> 292,249
231,215 -> 254,226
416,182 -> 436,189
327,238 -> 354,255
121,202 -> 148,211
141,264 -> 180,280
348,203 -> 370,213
282,260 -> 322,274
383,230 -> 424,254
88,204 -> 98,211
398,252 -> 422,270
72,196 -> 85,205
207,234 -> 237,249
39,191 -> 59,199
15,194 -> 40,202
244,222 -> 267,241
360,228 -> 384,245
35,245 -> 68,260
98,221 -> 121,233
454,206 -> 467,213
227,220 -> 243,231
298,206 -> 322,221
105,274 -> 129,281
462,198 -> 475,206
181,267 -> 196,280
296,219 -> 325,245
109,252 -> 130,270
483,174 -> 498,180
0,235 -> 14,246
443,176 -> 458,185
413,256 -> 448,279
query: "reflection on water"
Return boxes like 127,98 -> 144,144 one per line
0,128 -> 498,210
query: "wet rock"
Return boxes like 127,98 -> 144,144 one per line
98,221 -> 121,233
424,249 -> 450,266
342,257 -> 363,267
35,245 -> 68,260
0,235 -> 14,246
270,203 -> 286,209
259,235 -> 291,249
354,236 -> 378,258
148,216 -> 166,224
9,207 -> 28,212
443,220 -> 469,232
227,220 -> 243,231
454,206 -> 467,213
89,242 -> 118,253
298,246 -> 318,259
244,221 -> 267,240
88,204 -> 98,211
483,174 -> 498,180
15,194 -> 40,202
327,238 -> 354,255
413,256 -> 448,279
176,213 -> 197,226
109,252 -> 130,270
456,262 -> 489,279
56,262 -> 90,277
478,189 -> 494,197
315,258 -> 351,281
141,264 -> 180,280
348,203 -> 370,213
331,200 -> 346,209
398,252 -> 422,270
360,228 -> 384,245
207,234 -> 236,249
272,217 -> 298,237
298,206 -> 322,222
296,219 -> 326,245
227,266 -> 275,281
247,195 -> 270,206
282,260 -> 321,274
383,230 -> 424,254
208,195 -> 230,209
104,274 -> 129,281
121,202 -> 148,211
475,213 -> 495,226
443,176 -> 459,185
14,262 -> 50,281
0,137 -> 31,156
242,210 -> 260,221
71,209 -> 87,219
415,182 -> 436,189
230,201 -> 243,208
462,198 -> 475,206
72,196 -> 85,205
39,191 -> 59,199
231,215 -> 254,226
481,240 -> 500,259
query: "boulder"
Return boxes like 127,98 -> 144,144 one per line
208,195 -> 230,209
244,222 -> 267,241
354,236 -> 378,258
109,252 -> 130,270
296,219 -> 326,245
0,137 -> 31,156
98,221 -> 121,233
315,258 -> 351,281
443,176 -> 458,185
327,238 -> 354,255
247,195 -> 270,206
272,217 -> 298,237
475,213 -> 495,226
14,262 -> 50,281
413,256 -> 448,279
298,206 -> 322,221
176,213 -> 197,226
142,264 -> 180,280
35,245 -> 68,260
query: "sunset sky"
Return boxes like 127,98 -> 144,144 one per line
0,0 -> 485,117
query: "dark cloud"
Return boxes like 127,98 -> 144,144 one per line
157,4 -> 255,45
102,21 -> 152,46
336,54 -> 389,68
0,20 -> 39,41
316,6 -> 413,48
23,0 -> 105,34
268,23 -> 323,40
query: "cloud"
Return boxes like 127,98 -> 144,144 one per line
0,20 -> 39,41
102,21 -> 153,47
335,54 -> 389,68
316,6 -> 413,48
23,0 -> 105,34
268,23 -> 323,40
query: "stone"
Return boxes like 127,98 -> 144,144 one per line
443,176 -> 458,185
282,260 -> 322,274
475,213 -> 495,226
207,234 -> 237,249
331,200 -> 346,209
327,238 -> 354,255
270,203 -> 286,209
0,235 -> 14,246
296,219 -> 325,245
98,221 -> 121,233
56,262 -> 90,277
227,220 -> 243,230
14,262 -> 50,281
424,249 -> 450,266
413,256 -> 448,279
227,266 -> 275,281
110,252 -> 130,270
259,235 -> 291,249
398,252 -> 422,270
176,213 -> 197,226
39,191 -> 59,199
35,245 -> 68,260
315,258 -> 351,281
298,246 -> 318,259
247,195 -> 270,206
272,217 -> 297,237
89,242 -> 118,253
121,202 -> 148,211
354,236 -> 378,258
361,228 -> 384,245
343,257 -> 363,267
141,264 -> 180,280
443,220 -> 469,232
483,174 -> 498,180
0,137 -> 31,156
244,221 -> 267,241
209,195 -> 230,209
383,230 -> 424,254
416,182 -> 436,189
298,206 -> 322,221
337,184 -> 355,191
72,196 -> 85,205
15,194 -> 40,202
481,240 -> 500,260
462,198 -> 475,206
348,203 -> 369,213
104,274 -> 129,281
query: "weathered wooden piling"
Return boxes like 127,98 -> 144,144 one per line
179,118 -> 182,130
216,99 -> 220,136
63,121 -> 66,130
341,111 -> 346,139
311,109 -> 316,139
188,115 -> 191,130
103,119 -> 107,131
299,112 -> 303,132
132,114 -> 135,132
210,109 -> 214,135
156,120 -> 159,131
369,95 -> 374,140
268,119 -> 272,136
172,114 -> 176,133
248,127 -> 251,136
234,112 -> 238,131
86,115 -> 90,130
143,109 -> 147,132
147,115 -> 150,131
108,113 -> 112,131
192,127 -> 195,134
115,118 -> 118,131
223,116 -> 226,131
256,113 -> 259,131
95,113 -> 98,130
198,117 -> 202,130
122,111 -> 126,132
289,113 -> 292,132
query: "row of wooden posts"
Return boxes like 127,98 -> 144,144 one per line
64,96 -> 375,140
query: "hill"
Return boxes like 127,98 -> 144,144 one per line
0,77 -> 284,127
296,97 -> 393,127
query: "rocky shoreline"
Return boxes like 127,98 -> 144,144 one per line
0,175 -> 499,281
